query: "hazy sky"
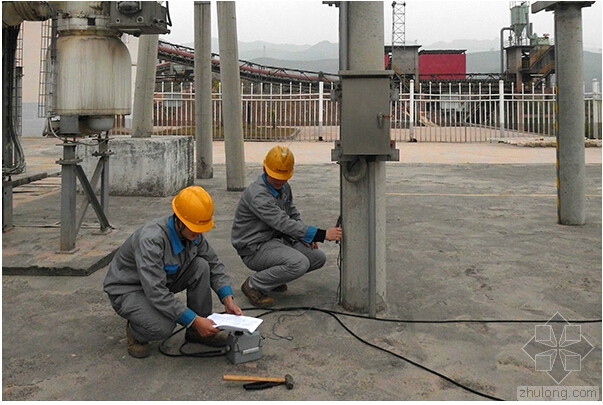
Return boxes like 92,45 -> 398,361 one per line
161,1 -> 602,51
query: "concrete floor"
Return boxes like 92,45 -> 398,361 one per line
2,136 -> 602,400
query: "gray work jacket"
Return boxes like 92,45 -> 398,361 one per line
231,174 -> 317,257
104,215 -> 233,326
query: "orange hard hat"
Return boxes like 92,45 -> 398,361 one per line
263,146 -> 295,181
172,186 -> 214,233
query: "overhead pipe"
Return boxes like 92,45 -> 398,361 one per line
500,27 -> 512,74
2,1 -> 52,27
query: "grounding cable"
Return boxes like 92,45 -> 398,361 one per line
243,306 -> 602,401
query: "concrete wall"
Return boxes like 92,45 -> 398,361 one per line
76,136 -> 194,197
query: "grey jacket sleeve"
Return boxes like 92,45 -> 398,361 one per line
247,191 -> 312,241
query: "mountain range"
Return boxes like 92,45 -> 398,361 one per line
199,38 -> 602,83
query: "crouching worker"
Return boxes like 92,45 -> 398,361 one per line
104,186 -> 242,358
231,146 -> 342,308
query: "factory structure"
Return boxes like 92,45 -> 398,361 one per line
153,2 -> 555,92
387,1 -> 555,91
8,1 -> 562,144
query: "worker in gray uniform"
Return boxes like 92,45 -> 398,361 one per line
231,145 -> 342,308
104,186 -> 243,358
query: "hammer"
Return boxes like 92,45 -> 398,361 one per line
223,374 -> 294,390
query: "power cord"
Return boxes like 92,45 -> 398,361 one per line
159,219 -> 600,399
243,305 -> 602,401
264,308 -> 315,341
157,305 -> 600,399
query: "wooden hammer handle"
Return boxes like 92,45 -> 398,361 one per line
223,375 -> 285,384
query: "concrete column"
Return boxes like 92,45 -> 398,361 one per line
554,3 -> 586,225
131,34 -> 159,138
194,1 -> 213,179
217,1 -> 246,191
340,2 -> 387,315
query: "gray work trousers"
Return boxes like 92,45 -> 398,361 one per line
107,257 -> 212,343
242,238 -> 327,292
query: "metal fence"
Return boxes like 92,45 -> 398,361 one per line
113,79 -> 602,142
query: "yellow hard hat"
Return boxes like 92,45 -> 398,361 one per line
263,146 -> 295,181
172,186 -> 214,233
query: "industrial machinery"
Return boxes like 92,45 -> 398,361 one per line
2,1 -> 170,251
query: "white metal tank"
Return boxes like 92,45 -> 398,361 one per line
54,32 -> 131,116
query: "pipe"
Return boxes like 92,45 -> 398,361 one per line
500,27 -> 512,74
339,1 -> 348,71
2,1 -> 52,28
368,160 -> 376,318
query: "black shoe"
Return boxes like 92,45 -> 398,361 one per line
185,327 -> 229,347
241,277 -> 274,308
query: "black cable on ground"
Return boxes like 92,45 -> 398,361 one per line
243,306 -> 602,401
158,304 -> 600,399
252,307 -> 602,325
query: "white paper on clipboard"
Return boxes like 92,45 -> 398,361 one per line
207,313 -> 263,333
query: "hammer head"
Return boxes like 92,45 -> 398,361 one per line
284,374 -> 294,390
